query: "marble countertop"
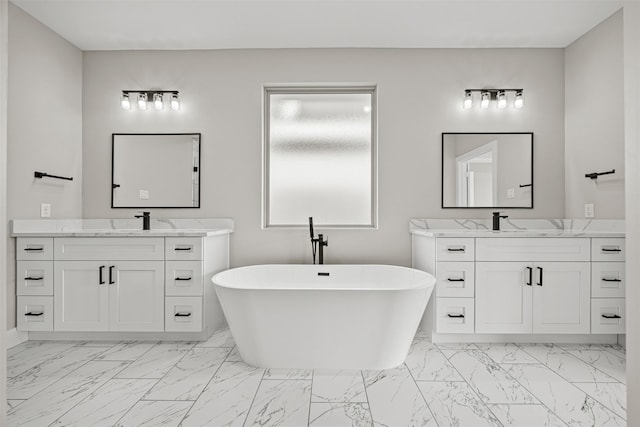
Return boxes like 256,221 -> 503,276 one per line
410,219 -> 625,238
11,218 -> 234,237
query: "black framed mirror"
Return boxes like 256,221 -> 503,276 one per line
442,132 -> 533,208
111,133 -> 201,208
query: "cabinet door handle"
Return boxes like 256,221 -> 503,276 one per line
24,276 -> 44,281
601,248 -> 621,253
99,265 -> 105,284
602,278 -> 622,282
537,266 -> 543,286
174,247 -> 192,251
602,314 -> 621,319
175,277 -> 192,281
24,247 -> 44,252
446,278 -> 465,282
525,266 -> 532,286
109,266 -> 115,284
175,312 -> 192,317
446,313 -> 465,318
446,248 -> 465,252
25,312 -> 44,316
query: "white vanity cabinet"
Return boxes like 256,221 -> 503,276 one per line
15,230 -> 231,338
412,230 -> 625,339
475,238 -> 591,334
53,238 -> 165,332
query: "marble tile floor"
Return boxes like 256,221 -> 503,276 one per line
6,329 -> 626,427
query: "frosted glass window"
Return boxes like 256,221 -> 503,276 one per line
264,87 -> 376,227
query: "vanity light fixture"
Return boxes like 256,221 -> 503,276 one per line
462,88 -> 525,109
120,90 -> 180,111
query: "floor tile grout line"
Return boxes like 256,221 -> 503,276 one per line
562,349 -> 626,384
571,382 -> 628,420
405,361 -> 441,427
242,365 -> 268,427
359,369 -> 375,426
7,341 -> 80,379
307,369 -> 314,426
112,378 -> 164,427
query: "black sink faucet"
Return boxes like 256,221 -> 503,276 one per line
492,212 -> 508,231
135,211 -> 151,230
309,217 -> 329,264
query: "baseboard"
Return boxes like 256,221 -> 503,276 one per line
431,333 -> 618,344
6,328 -> 28,348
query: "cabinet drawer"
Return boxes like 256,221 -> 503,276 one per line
16,261 -> 53,296
591,298 -> 625,334
476,238 -> 590,262
436,262 -> 475,298
165,297 -> 203,332
166,261 -> 203,296
435,298 -> 474,334
165,238 -> 202,261
591,262 -> 625,298
54,237 -> 164,261
17,296 -> 53,331
17,238 -> 53,261
436,238 -> 474,262
591,238 -> 625,262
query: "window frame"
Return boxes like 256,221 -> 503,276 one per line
262,84 -> 378,229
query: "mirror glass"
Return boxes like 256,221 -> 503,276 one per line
112,133 -> 200,208
442,132 -> 533,208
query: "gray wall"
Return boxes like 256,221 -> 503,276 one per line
82,48 -> 565,268
7,4 -> 83,328
565,10 -> 624,219
623,3 -> 640,425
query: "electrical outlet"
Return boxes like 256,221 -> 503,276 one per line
584,203 -> 594,218
40,203 -> 51,218
139,189 -> 150,200
506,188 -> 515,199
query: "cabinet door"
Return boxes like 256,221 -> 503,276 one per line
109,261 -> 164,332
532,262 -> 590,334
54,261 -> 109,331
476,262 -> 533,333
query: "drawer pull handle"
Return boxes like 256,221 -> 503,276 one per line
175,277 -> 192,281
447,248 -> 465,252
109,266 -> 115,284
174,247 -> 193,251
601,248 -> 621,253
525,266 -> 533,286
24,247 -> 44,252
537,266 -> 543,286
602,278 -> 622,282
24,276 -> 44,281
446,313 -> 465,318
446,278 -> 465,282
602,314 -> 621,319
25,312 -> 44,317
99,265 -> 106,285
175,312 -> 192,317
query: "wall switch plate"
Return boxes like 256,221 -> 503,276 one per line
139,189 -> 150,200
506,188 -> 515,199
584,203 -> 595,218
40,203 -> 51,218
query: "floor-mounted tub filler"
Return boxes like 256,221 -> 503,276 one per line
212,264 -> 435,370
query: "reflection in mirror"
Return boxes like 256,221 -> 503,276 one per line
442,132 -> 533,208
112,133 -> 201,208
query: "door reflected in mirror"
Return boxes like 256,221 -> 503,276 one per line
442,132 -> 533,208
112,133 -> 201,208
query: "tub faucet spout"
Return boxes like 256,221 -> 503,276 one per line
309,217 -> 329,264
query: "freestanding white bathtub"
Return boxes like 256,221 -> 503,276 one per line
212,264 -> 435,370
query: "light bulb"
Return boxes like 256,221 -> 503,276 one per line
514,91 -> 524,108
497,91 -> 507,109
153,93 -> 163,110
480,91 -> 490,109
170,93 -> 180,111
463,91 -> 472,109
138,93 -> 148,110
121,93 -> 131,109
